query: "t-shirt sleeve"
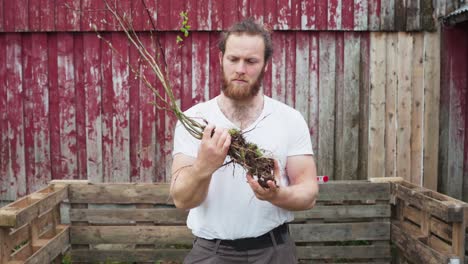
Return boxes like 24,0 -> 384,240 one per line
172,120 -> 200,158
287,111 -> 314,156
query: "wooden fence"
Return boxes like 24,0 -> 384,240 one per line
0,0 -> 446,202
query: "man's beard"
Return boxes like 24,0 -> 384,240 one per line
220,66 -> 265,101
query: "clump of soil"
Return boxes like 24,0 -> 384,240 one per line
227,129 -> 276,188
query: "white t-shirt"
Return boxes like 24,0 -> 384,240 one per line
172,95 -> 313,240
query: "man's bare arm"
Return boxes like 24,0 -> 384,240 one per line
170,125 -> 231,209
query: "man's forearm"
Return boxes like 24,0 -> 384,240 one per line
269,183 -> 318,211
170,166 -> 212,209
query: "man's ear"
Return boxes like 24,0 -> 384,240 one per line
219,52 -> 223,65
264,62 -> 270,72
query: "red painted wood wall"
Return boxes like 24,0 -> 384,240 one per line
439,20 -> 468,201
0,0 -> 439,202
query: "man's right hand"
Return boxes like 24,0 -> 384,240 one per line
193,124 -> 231,178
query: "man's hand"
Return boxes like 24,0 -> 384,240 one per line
193,124 -> 231,178
246,159 -> 281,201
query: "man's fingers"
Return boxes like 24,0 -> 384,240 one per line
202,124 -> 215,140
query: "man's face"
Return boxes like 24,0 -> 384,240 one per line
220,34 -> 268,101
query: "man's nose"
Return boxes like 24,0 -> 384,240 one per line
235,61 -> 246,74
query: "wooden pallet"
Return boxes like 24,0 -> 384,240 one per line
0,184 -> 69,264
391,180 -> 468,264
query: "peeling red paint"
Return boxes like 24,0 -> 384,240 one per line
0,0 -> 443,199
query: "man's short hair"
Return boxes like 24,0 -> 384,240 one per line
218,18 -> 273,62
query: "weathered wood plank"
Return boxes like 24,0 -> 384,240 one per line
420,0 -> 435,31
47,34 -> 60,181
295,32 -> 310,122
111,33 -> 131,182
210,0 -> 223,30
421,31 -> 440,189
354,0 -> 368,30
392,223 -> 453,264
368,32 -> 386,179
297,244 -> 391,259
68,183 -> 172,204
368,0 -> 380,31
0,185 -> 67,227
342,32 -> 360,180
100,32 -> 114,183
249,0 -> 264,25
136,34 -> 157,183
309,33 -> 319,153
0,35 -> 8,200
57,33 -> 78,180
23,226 -> 69,264
301,0 -> 316,30
69,208 -> 188,224
328,0 -> 342,30
380,0 -> 394,30
277,0 -> 293,30
13,0 -> 28,32
318,32 -> 336,178
317,181 -> 390,201
55,0 -> 80,31
272,33 -> 287,103
30,34 -> 51,192
83,33 -> 103,183
23,34 -> 51,193
40,0 -> 55,31
29,0 -> 41,31
341,0 -> 354,30
406,0 -> 421,31
0,0 -> 3,31
70,225 -> 193,244
358,32 -> 370,180
394,0 -> 407,31
396,32 -> 412,181
74,34 -> 87,181
6,33 -> 26,200
223,0 -> 239,29
316,0 -> 328,30
294,204 -> 391,220
335,34 -> 345,180
71,249 -> 189,263
290,222 -> 390,242
285,31 -> 296,107
430,216 -> 452,242
385,33 -> 397,178
410,33 -> 424,185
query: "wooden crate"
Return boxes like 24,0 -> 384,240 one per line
391,180 -> 468,264
60,180 -> 393,263
0,184 -> 69,264
292,181 -> 392,264
2,179 -> 467,264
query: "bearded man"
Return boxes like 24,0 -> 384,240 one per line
170,18 -> 319,264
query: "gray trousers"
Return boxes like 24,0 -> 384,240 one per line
183,231 -> 298,264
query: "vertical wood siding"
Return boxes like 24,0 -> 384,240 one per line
367,32 -> 441,186
0,30 -> 441,201
0,0 -> 436,33
0,0 -> 443,201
